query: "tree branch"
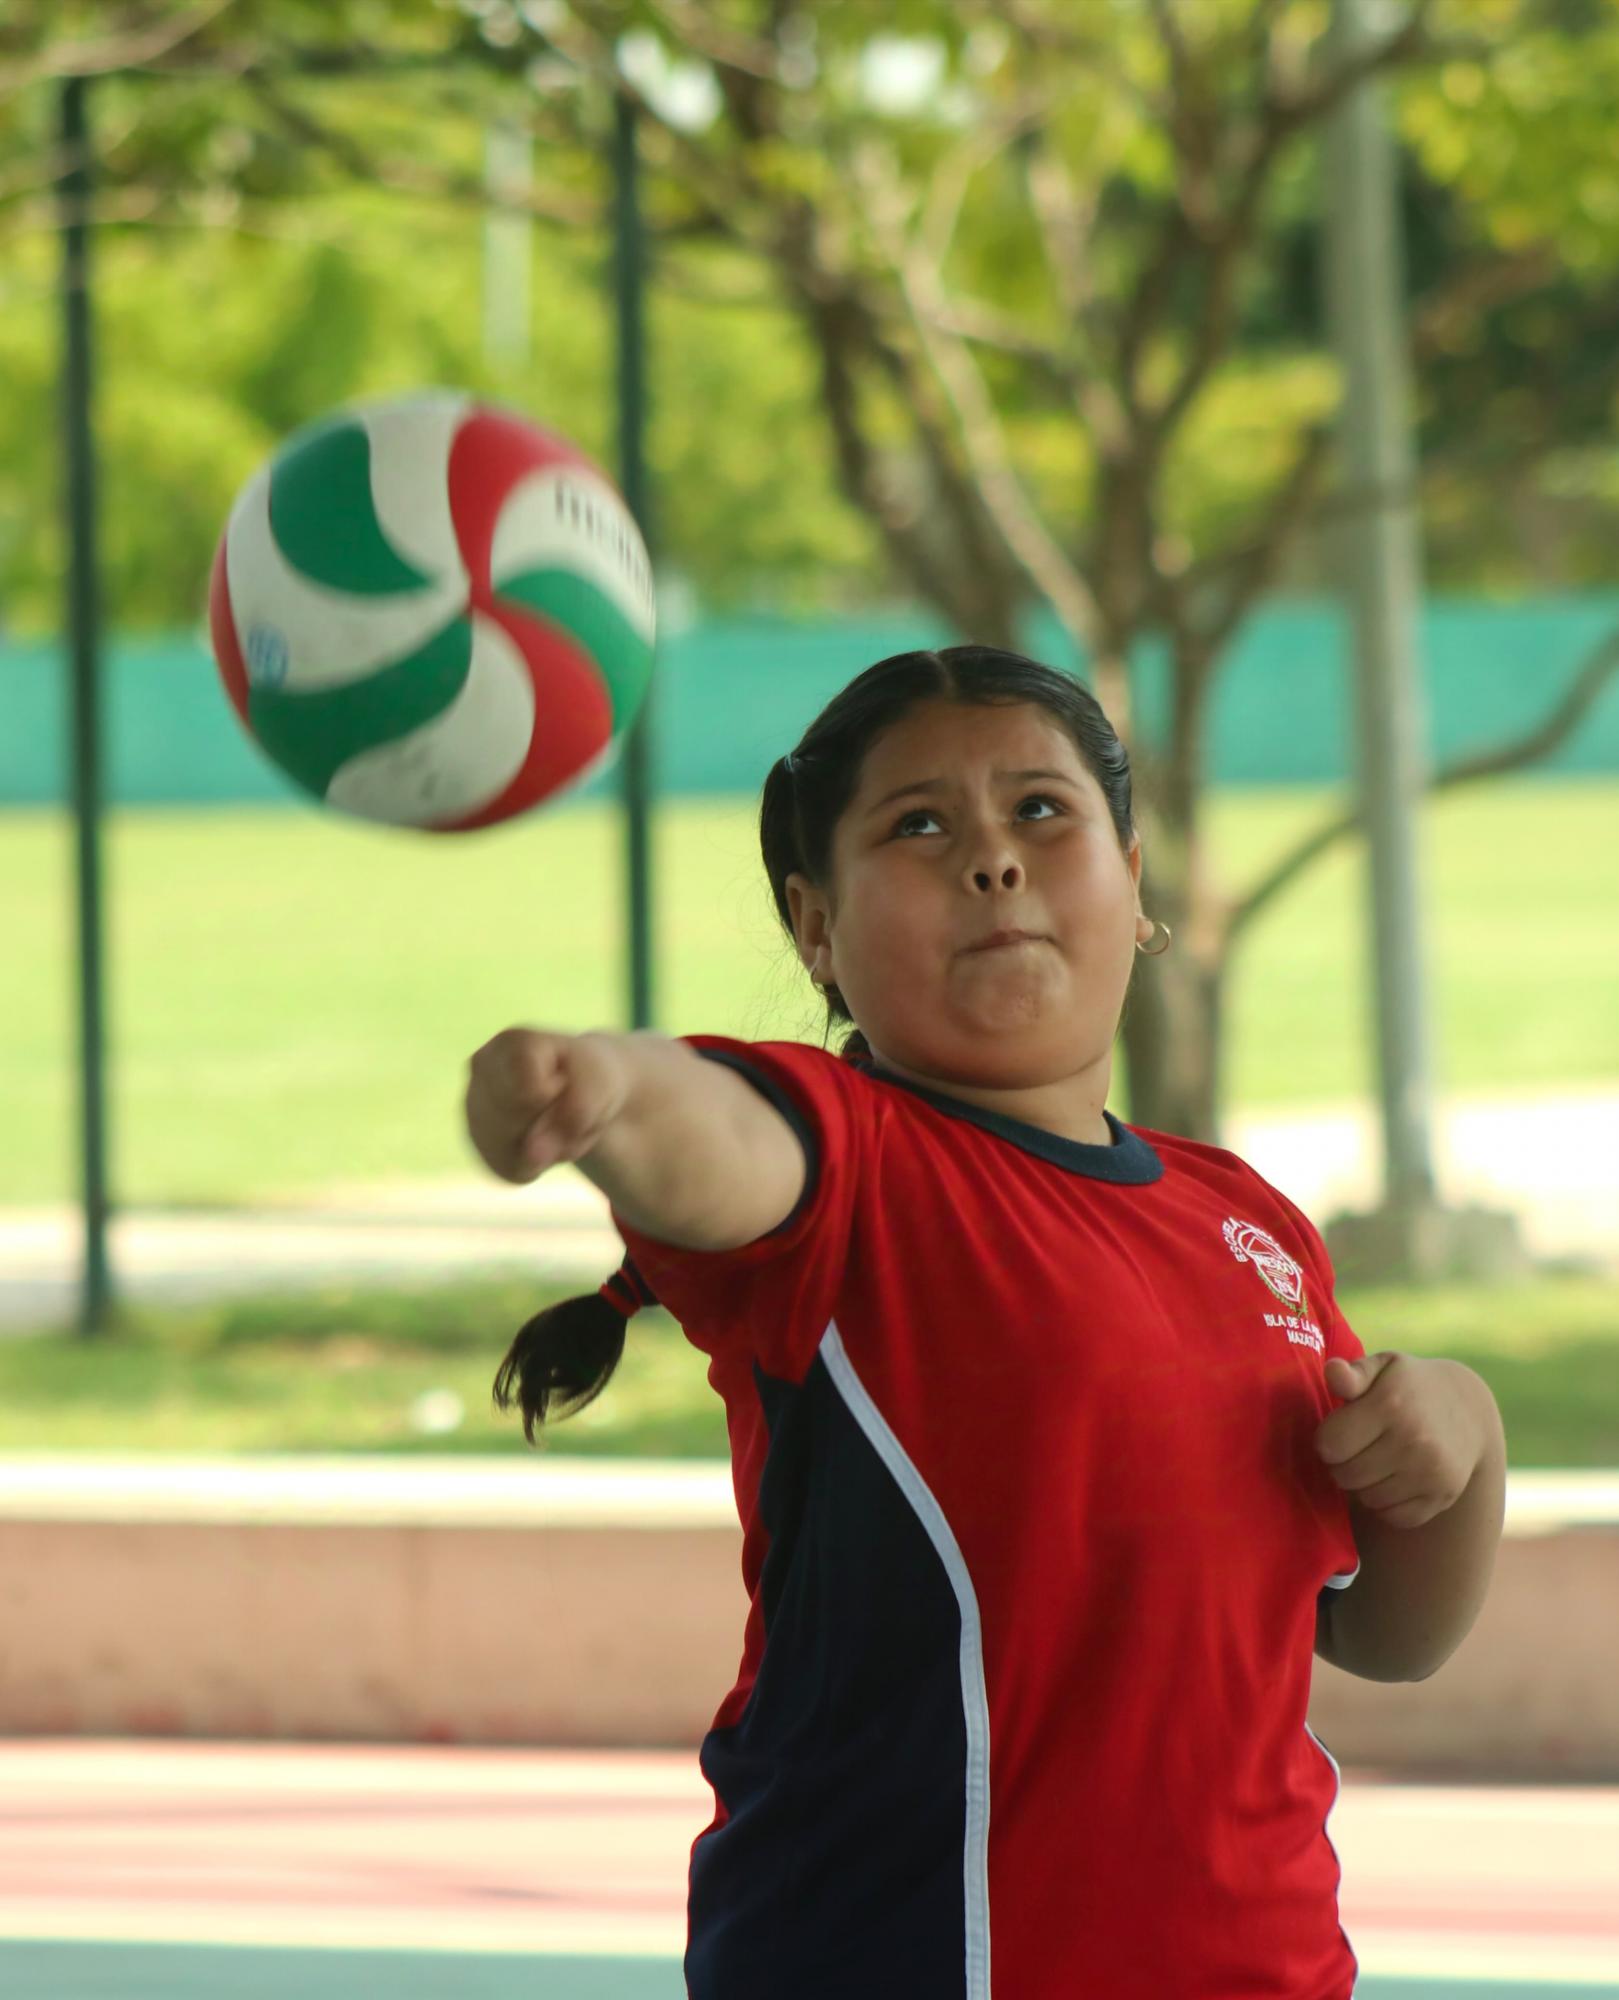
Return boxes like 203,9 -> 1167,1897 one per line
852,287 -> 1033,642
918,293 -> 1075,380
992,0 -> 1155,95
1140,230 -> 1575,627
548,6 -> 790,264
1147,0 -> 1223,234
1187,423 -> 1335,659
1242,0 -> 1299,75
856,144 -> 1102,656
585,17 -> 1030,640
0,98 -> 156,208
810,295 -> 987,626
0,182 -> 408,246
1115,200 -> 1197,427
640,0 -> 781,84
1257,0 -> 1438,146
1225,620 -> 1619,944
1409,244 -> 1565,364
241,70 -> 599,227
919,97 -> 1050,273
1153,228 -> 1588,627
0,0 -> 237,93
1148,1 -> 1437,443
1021,126 -> 1130,455
1021,128 -> 1090,323
1147,0 -> 1193,84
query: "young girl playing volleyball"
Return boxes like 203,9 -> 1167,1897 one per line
464,646 -> 1505,2000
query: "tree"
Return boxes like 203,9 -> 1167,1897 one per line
6,0 -> 1618,1137
0,8 -> 878,628
536,0 -> 1618,1137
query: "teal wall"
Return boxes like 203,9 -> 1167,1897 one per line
5,598 -> 1618,807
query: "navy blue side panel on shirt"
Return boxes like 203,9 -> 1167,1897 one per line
686,1352 -> 970,2000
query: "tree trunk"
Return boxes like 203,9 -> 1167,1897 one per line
1119,680 -> 1215,1144
1120,930 -> 1226,1143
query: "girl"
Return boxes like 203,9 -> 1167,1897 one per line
465,646 -> 1506,2000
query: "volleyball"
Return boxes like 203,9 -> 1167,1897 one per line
207,391 -> 655,832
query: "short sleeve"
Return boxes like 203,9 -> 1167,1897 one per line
609,1035 -> 874,1378
1259,1178 -> 1367,1366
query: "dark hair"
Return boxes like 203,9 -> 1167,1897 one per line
492,644 -> 1136,1441
492,1258 -> 652,1444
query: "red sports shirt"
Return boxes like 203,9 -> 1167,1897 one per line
612,1036 -> 1365,2000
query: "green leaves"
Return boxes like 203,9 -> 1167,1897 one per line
4,0 -> 1618,637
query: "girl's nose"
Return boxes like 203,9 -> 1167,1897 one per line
969,858 -> 1025,893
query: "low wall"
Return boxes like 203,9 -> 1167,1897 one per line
2,1458 -> 1615,1777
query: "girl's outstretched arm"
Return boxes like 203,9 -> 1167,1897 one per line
465,1027 -> 808,1251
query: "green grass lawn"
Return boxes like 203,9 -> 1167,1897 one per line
4,778 -> 1617,1208
0,1269 -> 1613,1465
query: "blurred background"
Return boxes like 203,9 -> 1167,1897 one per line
3,0 -> 1615,1449
1,3 -> 1617,1995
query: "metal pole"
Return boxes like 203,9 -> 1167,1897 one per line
611,90 -> 655,1031
482,120 -> 533,368
1320,0 -> 1439,1216
58,74 -> 113,1332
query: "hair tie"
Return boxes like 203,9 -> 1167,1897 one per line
782,751 -> 800,777
596,1257 -> 658,1320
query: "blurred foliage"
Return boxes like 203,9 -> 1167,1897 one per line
6,2 -> 1619,1146
0,0 -> 1617,633
0,203 -> 875,627
0,118 -> 873,627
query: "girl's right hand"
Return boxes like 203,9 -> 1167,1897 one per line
464,1028 -> 633,1184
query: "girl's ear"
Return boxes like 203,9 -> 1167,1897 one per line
785,871 -> 835,985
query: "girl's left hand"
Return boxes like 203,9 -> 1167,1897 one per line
1314,1353 -> 1492,1531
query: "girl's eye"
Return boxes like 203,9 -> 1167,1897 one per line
892,795 -> 1063,838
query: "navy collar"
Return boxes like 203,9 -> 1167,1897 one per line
850,1057 -> 1164,1185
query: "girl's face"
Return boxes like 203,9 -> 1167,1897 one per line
786,700 -> 1147,1090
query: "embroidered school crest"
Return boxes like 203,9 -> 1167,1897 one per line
1222,1216 -> 1307,1312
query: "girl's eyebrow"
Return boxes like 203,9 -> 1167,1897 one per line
863,768 -> 1079,816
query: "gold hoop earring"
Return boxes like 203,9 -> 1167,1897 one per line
1135,918 -> 1172,956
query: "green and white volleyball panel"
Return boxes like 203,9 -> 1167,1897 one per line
209,392 -> 654,832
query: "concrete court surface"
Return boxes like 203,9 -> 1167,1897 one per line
0,1742 -> 1615,1999
2,1083 -> 1616,1333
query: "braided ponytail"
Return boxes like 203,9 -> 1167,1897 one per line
492,1257 -> 658,1443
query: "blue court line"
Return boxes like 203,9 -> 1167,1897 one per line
1364,1988 -> 1619,2000
3,1943 -> 1617,2000
0,1943 -> 675,1999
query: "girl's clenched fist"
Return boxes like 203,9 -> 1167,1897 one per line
464,1028 -> 633,1183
